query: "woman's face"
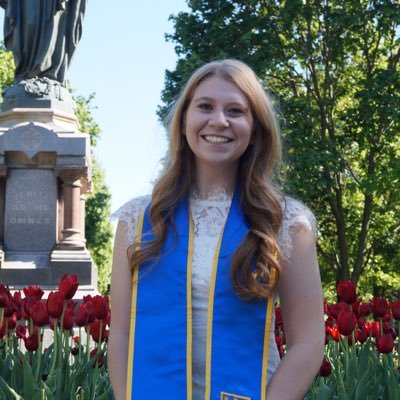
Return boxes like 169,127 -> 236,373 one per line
184,76 -> 253,176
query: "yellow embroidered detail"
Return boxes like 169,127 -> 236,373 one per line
125,212 -> 144,400
204,230 -> 224,400
186,216 -> 194,400
220,392 -> 252,400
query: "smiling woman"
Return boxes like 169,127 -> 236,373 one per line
184,77 -> 253,189
108,59 -> 325,400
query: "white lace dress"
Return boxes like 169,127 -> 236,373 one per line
113,189 -> 317,399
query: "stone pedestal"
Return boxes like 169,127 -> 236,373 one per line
0,94 -> 97,292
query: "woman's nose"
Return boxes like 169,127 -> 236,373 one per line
208,111 -> 229,128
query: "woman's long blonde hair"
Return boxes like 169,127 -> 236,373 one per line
128,59 -> 284,300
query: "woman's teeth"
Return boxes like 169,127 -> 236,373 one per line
204,135 -> 230,143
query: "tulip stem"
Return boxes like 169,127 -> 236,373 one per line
49,318 -> 58,376
97,319 -> 103,349
397,321 -> 400,362
35,327 -> 43,383
58,301 -> 67,371
5,318 -> 9,354
79,326 -> 83,364
86,323 -> 90,362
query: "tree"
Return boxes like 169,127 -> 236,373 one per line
0,44 -> 113,294
74,95 -> 113,294
160,0 -> 400,298
0,43 -> 14,101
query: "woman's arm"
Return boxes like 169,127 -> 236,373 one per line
108,221 -> 133,400
266,224 -> 325,400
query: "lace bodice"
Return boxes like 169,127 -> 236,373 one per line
112,190 -> 317,399
112,190 -> 317,259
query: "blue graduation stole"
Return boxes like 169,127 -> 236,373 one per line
126,190 -> 275,400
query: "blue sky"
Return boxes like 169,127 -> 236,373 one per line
1,1 -> 189,212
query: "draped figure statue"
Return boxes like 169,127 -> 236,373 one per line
0,0 -> 87,84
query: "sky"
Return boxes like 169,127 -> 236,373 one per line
1,0 -> 189,213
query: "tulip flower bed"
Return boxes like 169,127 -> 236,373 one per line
275,280 -> 400,400
0,274 -> 113,400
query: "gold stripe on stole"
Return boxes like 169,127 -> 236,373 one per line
261,266 -> 276,400
125,212 -> 145,400
204,231 -> 224,400
187,216 -> 194,399
261,294 -> 274,400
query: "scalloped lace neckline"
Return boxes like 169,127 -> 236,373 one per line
190,187 -> 233,203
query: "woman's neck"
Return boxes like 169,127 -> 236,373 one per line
193,164 -> 238,194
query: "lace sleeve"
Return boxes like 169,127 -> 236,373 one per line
111,195 -> 151,246
279,198 -> 318,260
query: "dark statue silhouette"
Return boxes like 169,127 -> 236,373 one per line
0,0 -> 87,84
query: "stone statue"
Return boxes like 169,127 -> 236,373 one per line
0,0 -> 87,84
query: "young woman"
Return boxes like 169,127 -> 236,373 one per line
108,59 -> 325,400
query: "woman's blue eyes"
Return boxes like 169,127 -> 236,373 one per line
197,104 -> 244,114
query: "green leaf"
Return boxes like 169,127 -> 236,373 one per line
0,375 -> 23,400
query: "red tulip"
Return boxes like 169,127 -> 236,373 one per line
90,320 -> 107,343
30,301 -> 49,327
275,335 -> 285,348
357,317 -> 366,329
23,285 -> 44,301
359,302 -> 371,317
0,284 -> 10,308
376,333 -> 394,354
6,291 -> 23,319
323,298 -> 328,315
23,296 -> 40,318
326,324 -> 340,342
371,298 -> 388,319
23,329 -> 39,351
365,321 -> 380,338
337,280 -> 357,305
357,328 -> 368,344
327,302 -> 348,320
83,296 -> 96,323
75,303 -> 89,327
71,346 -> 79,356
351,299 -> 361,316
337,310 -> 357,336
8,312 -> 18,330
16,325 -> 27,339
390,300 -> 400,321
60,305 -> 75,330
47,291 -> 65,319
92,295 -> 110,320
58,274 -> 79,300
90,348 -> 104,368
319,359 -> 332,377
275,306 -> 283,328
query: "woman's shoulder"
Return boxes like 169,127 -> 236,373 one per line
111,194 -> 151,244
279,196 -> 318,259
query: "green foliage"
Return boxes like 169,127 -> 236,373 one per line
0,43 -> 15,102
74,93 -> 102,147
73,95 -> 113,294
160,0 -> 400,297
84,157 -> 113,294
305,337 -> 400,400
